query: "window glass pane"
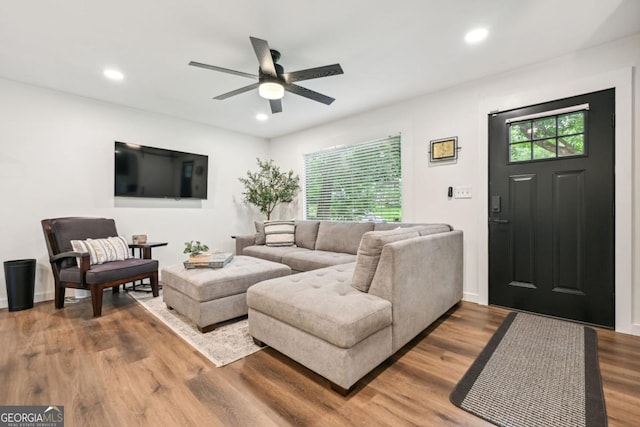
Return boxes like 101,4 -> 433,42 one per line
510,142 -> 531,162
558,112 -> 584,136
304,136 -> 402,222
558,135 -> 584,157
510,122 -> 531,143
532,117 -> 556,140
533,139 -> 556,159
507,106 -> 586,162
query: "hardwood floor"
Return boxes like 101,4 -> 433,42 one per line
1,293 -> 639,426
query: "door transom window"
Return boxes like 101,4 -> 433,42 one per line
507,104 -> 587,163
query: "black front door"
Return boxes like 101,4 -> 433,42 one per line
488,89 -> 615,328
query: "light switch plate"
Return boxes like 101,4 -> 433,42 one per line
453,186 -> 472,199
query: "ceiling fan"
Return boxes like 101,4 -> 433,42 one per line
189,36 -> 343,114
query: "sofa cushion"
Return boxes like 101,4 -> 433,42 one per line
372,222 -> 451,232
247,263 -> 392,348
294,220 -> 320,250
282,250 -> 356,272
254,221 -> 266,245
372,222 -> 402,231
70,236 -> 131,265
242,245 -> 307,264
59,258 -> 158,284
314,221 -> 374,255
373,222 -> 419,231
351,228 -> 420,292
264,220 -> 296,247
411,224 -> 452,235
50,217 -> 119,254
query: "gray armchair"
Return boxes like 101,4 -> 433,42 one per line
42,217 -> 159,317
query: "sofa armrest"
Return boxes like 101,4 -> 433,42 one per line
235,234 -> 257,255
51,250 -> 90,285
368,230 -> 463,352
51,250 -> 86,263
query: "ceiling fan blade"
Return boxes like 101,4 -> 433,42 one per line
270,99 -> 283,114
282,64 -> 343,84
249,36 -> 277,77
285,84 -> 335,105
188,61 -> 257,79
213,83 -> 260,100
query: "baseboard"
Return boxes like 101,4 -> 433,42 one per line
0,291 -> 55,310
462,292 -> 479,303
625,323 -> 640,336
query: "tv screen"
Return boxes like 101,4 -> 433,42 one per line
114,142 -> 208,199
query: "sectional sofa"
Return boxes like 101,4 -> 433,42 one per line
237,220 -> 463,394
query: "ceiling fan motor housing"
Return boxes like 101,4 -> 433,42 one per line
269,49 -> 281,64
259,63 -> 284,84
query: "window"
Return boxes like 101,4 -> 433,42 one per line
507,106 -> 587,163
304,135 -> 401,222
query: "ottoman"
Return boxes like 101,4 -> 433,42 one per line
161,255 -> 291,332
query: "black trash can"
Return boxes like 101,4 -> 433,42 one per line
4,259 -> 36,312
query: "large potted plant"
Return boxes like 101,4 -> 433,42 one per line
239,158 -> 300,220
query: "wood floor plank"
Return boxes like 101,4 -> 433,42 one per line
1,294 -> 639,426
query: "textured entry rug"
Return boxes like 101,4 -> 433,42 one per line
450,312 -> 606,427
128,290 -> 262,367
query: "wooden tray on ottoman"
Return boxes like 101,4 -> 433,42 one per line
183,253 -> 234,269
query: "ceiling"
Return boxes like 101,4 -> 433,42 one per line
1,1 -> 638,139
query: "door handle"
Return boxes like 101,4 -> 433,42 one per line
492,218 -> 510,224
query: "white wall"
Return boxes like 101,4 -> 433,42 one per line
0,78 -> 268,306
269,34 -> 640,335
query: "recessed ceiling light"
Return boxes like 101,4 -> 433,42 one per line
256,113 -> 268,121
465,28 -> 488,44
103,69 -> 124,81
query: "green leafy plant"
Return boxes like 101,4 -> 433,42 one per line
183,241 -> 210,256
239,158 -> 301,220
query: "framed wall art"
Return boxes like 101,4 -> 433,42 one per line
429,136 -> 459,163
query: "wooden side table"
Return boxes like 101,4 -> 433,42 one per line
129,242 -> 168,259
127,242 -> 168,291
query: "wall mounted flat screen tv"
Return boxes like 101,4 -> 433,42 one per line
114,141 -> 208,199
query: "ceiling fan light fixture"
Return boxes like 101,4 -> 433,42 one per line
258,82 -> 284,100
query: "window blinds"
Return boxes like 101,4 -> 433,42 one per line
303,135 -> 402,222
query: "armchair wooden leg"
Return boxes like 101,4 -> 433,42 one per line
150,272 -> 159,297
54,285 -> 65,309
90,286 -> 103,317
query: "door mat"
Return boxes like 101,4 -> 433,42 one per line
450,312 -> 606,427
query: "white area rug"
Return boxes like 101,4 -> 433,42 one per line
128,290 -> 262,367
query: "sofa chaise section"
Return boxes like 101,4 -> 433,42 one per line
247,263 -> 394,393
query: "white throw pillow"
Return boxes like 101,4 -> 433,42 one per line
71,236 -> 131,266
264,220 -> 296,247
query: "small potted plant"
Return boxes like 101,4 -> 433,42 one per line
183,241 -> 210,261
